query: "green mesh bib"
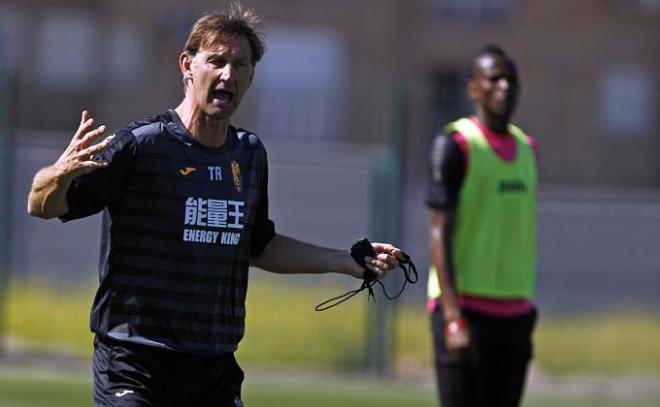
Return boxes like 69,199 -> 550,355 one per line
428,118 -> 537,299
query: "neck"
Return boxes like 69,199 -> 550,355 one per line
175,98 -> 229,148
475,109 -> 510,135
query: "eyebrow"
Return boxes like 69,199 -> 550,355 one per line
206,51 -> 250,61
206,51 -> 228,58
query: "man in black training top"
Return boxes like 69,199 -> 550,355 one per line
27,4 -> 402,407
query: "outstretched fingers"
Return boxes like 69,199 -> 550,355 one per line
79,110 -> 89,128
80,124 -> 107,146
77,133 -> 114,164
70,111 -> 111,156
74,111 -> 96,140
57,111 -> 115,176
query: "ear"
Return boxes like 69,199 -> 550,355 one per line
248,65 -> 255,87
179,52 -> 193,79
466,79 -> 479,102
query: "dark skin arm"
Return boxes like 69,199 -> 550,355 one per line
428,207 -> 469,351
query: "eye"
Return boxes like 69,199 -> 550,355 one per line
209,58 -> 227,67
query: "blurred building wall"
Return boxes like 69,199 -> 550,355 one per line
401,0 -> 660,188
2,0 -> 660,313
2,0 -> 658,187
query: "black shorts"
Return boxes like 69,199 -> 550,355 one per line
431,306 -> 537,407
93,336 -> 244,407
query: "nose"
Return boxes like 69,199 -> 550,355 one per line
219,64 -> 234,82
497,78 -> 510,91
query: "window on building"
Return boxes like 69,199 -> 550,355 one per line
0,5 -> 20,70
429,69 -> 471,135
108,20 -> 149,83
252,26 -> 347,142
598,61 -> 654,137
612,0 -> 660,13
38,10 -> 96,88
425,0 -> 516,23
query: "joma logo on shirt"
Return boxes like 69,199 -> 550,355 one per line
498,179 -> 527,194
179,167 -> 196,176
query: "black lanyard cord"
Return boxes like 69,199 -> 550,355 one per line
379,254 -> 418,300
315,252 -> 418,311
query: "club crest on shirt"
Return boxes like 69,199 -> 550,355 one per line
231,161 -> 242,192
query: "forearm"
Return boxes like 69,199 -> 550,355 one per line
429,209 -> 461,321
434,262 -> 461,320
251,234 -> 350,275
27,164 -> 72,219
431,244 -> 460,318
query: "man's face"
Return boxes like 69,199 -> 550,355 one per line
184,35 -> 254,121
468,53 -> 519,120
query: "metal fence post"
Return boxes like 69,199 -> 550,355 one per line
364,88 -> 408,376
0,52 -> 15,350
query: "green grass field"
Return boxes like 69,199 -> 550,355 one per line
6,276 -> 660,375
3,276 -> 660,407
0,370 -> 658,407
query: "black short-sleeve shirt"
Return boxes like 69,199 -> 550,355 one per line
426,132 -> 464,211
61,109 -> 275,353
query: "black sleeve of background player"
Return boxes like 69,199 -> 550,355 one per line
426,132 -> 465,210
250,163 -> 276,257
60,129 -> 138,222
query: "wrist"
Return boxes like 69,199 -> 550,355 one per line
51,163 -> 76,186
331,250 -> 358,276
443,318 -> 467,336
441,303 -> 462,322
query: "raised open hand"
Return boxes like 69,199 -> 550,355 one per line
54,110 -> 114,180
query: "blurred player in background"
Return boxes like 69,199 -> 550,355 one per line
426,44 -> 538,407
26,3 -> 402,406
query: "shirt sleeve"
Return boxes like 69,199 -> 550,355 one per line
426,132 -> 465,210
60,129 -> 138,222
250,161 -> 276,257
528,135 -> 539,164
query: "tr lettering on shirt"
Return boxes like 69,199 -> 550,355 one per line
208,166 -> 222,181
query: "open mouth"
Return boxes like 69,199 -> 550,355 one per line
210,89 -> 234,105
